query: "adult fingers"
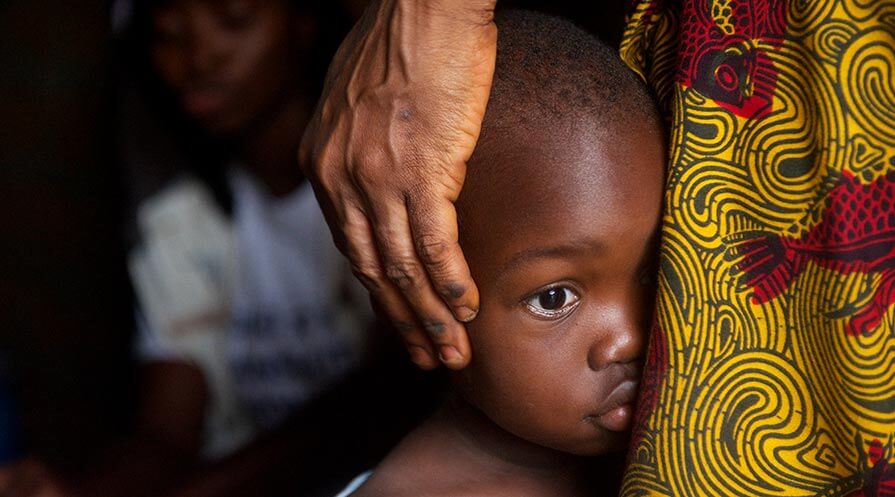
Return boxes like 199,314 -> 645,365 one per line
340,199 -> 441,370
311,162 -> 444,370
364,193 -> 471,369
407,193 -> 474,368
406,192 -> 479,323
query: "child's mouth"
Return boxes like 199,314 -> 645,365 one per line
592,403 -> 635,432
589,379 -> 639,432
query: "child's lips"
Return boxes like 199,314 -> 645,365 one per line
594,403 -> 634,432
590,379 -> 639,432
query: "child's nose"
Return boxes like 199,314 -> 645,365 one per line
586,300 -> 646,371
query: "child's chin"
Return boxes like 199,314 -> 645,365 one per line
559,431 -> 629,457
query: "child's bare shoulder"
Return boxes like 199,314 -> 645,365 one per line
347,412 -> 596,497
351,473 -> 525,497
350,452 -> 584,497
348,441 -> 454,497
348,433 -> 510,497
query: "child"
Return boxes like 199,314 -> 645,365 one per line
336,9 -> 665,497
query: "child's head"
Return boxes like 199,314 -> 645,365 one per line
454,10 -> 664,457
145,0 -> 322,135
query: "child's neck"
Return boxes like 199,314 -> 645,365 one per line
438,393 -> 585,474
374,394 -> 600,497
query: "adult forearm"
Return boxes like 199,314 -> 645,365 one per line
417,0 -> 498,21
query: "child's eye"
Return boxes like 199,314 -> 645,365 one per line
524,286 -> 580,319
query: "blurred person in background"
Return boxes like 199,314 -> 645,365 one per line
0,1 -> 440,496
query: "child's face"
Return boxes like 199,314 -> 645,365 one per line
151,0 -> 311,134
456,118 -> 664,456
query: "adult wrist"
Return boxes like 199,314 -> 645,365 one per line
411,0 -> 498,26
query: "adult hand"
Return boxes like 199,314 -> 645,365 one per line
300,0 -> 497,369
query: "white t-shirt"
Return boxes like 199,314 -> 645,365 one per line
130,170 -> 371,459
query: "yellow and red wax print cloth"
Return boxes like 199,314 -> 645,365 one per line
619,1 -> 895,496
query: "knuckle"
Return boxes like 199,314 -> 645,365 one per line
416,234 -> 452,267
350,263 -> 384,293
391,320 -> 416,335
422,320 -> 446,337
315,165 -> 342,194
384,259 -> 424,290
339,211 -> 362,235
438,282 -> 467,300
351,157 -> 387,190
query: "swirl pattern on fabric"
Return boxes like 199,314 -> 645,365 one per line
620,1 -> 895,496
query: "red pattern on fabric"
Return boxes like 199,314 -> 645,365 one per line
630,323 -> 667,452
727,171 -> 895,335
845,440 -> 895,497
676,0 -> 786,119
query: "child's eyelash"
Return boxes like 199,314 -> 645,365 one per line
526,302 -> 577,319
523,286 -> 581,319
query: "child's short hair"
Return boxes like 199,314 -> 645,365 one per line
482,9 -> 660,137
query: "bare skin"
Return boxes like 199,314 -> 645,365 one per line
352,110 -> 665,496
299,0 -> 498,369
354,397 -> 595,497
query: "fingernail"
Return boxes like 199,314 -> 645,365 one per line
409,346 -> 433,366
457,306 -> 478,322
439,345 -> 462,364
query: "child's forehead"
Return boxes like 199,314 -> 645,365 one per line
466,117 -> 657,203
458,118 -> 663,264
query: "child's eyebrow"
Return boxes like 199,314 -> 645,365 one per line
498,238 -> 606,278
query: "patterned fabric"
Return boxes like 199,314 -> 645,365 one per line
619,1 -> 895,496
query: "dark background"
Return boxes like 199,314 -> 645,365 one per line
1,1 -> 135,469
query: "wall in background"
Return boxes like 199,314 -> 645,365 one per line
0,0 -> 137,468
